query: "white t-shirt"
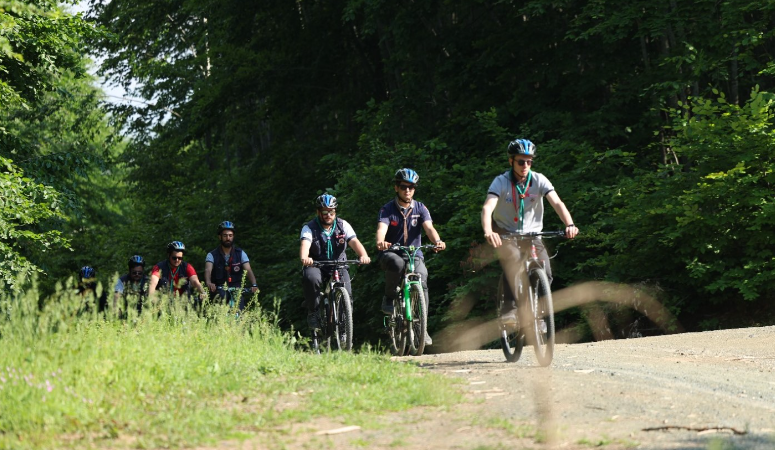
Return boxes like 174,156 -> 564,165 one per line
487,170 -> 555,233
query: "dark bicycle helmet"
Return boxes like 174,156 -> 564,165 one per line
394,168 -> 419,184
128,255 -> 145,269
217,221 -> 235,234
167,241 -> 186,253
507,139 -> 536,157
79,266 -> 96,280
315,194 -> 338,209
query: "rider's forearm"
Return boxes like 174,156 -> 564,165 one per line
247,270 -> 257,286
552,201 -> 574,227
481,209 -> 494,234
351,239 -> 369,258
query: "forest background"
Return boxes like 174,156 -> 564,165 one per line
2,0 -> 775,345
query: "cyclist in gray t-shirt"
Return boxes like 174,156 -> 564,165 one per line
481,139 -> 579,322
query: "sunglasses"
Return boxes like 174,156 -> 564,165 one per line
170,256 -> 184,261
397,184 -> 416,191
514,159 -> 533,166
131,271 -> 144,275
319,210 -> 336,216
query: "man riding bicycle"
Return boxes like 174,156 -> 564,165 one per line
113,255 -> 148,314
481,139 -> 578,323
376,168 -> 445,346
300,194 -> 371,330
204,221 -> 259,310
148,241 -> 206,299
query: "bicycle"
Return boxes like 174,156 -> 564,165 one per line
384,244 -> 436,357
496,230 -> 565,366
211,286 -> 253,319
310,260 -> 360,354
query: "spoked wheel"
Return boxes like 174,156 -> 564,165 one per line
331,287 -> 353,351
388,297 -> 407,356
497,273 -> 524,362
408,284 -> 427,356
527,268 -> 555,366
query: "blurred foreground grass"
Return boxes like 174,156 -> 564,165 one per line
0,281 -> 459,449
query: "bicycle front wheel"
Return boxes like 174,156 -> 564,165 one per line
528,268 -> 555,366
497,273 -> 523,362
388,296 -> 407,356
407,283 -> 427,356
331,287 -> 353,351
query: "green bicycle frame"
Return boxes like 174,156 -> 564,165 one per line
400,245 -> 423,321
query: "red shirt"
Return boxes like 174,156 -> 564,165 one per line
151,262 -> 198,295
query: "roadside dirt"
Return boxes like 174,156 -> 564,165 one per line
212,326 -> 775,450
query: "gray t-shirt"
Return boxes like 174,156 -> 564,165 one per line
205,249 -> 250,264
300,219 -> 357,242
487,170 -> 555,233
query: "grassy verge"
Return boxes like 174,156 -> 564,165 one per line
0,284 -> 459,449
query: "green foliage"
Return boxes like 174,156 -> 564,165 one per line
48,0 -> 775,340
0,157 -> 67,289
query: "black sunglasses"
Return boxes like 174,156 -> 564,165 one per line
170,256 -> 183,261
397,184 -> 416,191
131,270 -> 144,275
514,159 -> 533,166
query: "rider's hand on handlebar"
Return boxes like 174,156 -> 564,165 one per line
484,231 -> 502,248
434,240 -> 446,252
206,282 -> 216,292
358,255 -> 371,264
565,224 -> 579,239
376,241 -> 392,251
301,256 -> 315,267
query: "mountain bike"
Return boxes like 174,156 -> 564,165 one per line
496,230 -> 565,366
384,244 -> 436,357
310,260 -> 360,354
214,285 -> 252,317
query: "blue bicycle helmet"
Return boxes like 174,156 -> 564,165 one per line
128,255 -> 145,269
507,139 -> 536,157
167,241 -> 186,253
315,194 -> 338,209
79,266 -> 96,280
218,221 -> 235,234
394,168 -> 419,184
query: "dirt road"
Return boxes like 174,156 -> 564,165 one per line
279,326 -> 775,450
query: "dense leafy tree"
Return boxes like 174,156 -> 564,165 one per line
76,0 -> 775,340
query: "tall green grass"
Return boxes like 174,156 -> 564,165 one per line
0,281 -> 459,449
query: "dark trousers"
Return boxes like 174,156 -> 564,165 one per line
302,266 -> 352,312
378,251 -> 429,303
497,239 -> 552,312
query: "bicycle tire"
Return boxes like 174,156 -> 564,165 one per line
331,287 -> 353,351
388,296 -> 407,356
497,274 -> 524,362
408,283 -> 427,356
528,268 -> 555,366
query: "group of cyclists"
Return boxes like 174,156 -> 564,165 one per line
76,221 -> 260,314
76,138 -> 578,350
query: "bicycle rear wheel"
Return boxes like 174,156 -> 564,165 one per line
497,273 -> 524,362
388,296 -> 407,356
407,283 -> 427,356
331,287 -> 353,351
528,268 -> 555,366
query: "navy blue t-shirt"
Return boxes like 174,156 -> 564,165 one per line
378,199 -> 433,258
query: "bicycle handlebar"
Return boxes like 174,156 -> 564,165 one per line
311,260 -> 363,267
388,244 -> 438,251
215,286 -> 253,293
500,230 -> 566,239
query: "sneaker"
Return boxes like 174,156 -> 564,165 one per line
307,311 -> 320,330
381,296 -> 395,315
424,331 -> 433,346
500,309 -> 518,325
